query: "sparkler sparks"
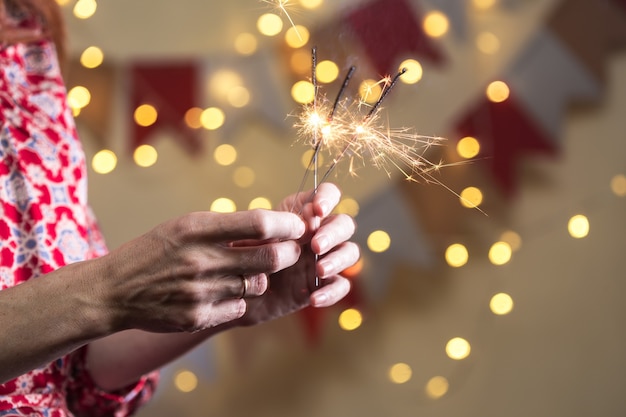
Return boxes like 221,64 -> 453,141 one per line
294,50 -> 452,192
261,0 -> 302,40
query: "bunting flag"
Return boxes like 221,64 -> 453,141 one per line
345,0 -> 445,76
451,0 -> 626,197
130,61 -> 203,154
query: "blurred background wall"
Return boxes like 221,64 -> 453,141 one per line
61,0 -> 626,415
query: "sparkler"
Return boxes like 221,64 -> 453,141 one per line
261,0 -> 303,41
293,48 -> 457,208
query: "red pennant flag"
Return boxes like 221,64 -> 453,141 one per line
454,93 -> 558,197
130,61 -> 202,154
345,0 -> 444,76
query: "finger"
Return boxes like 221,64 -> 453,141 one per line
226,240 -> 302,275
311,213 -> 357,256
240,273 -> 269,298
182,210 -> 305,243
309,275 -> 351,308
193,298 -> 247,330
316,241 -> 360,278
310,183 -> 341,218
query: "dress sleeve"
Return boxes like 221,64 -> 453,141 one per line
65,345 -> 160,417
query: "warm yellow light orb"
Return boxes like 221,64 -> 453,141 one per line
291,80 -> 315,104
134,104 -> 158,127
227,86 -> 251,108
214,144 -> 237,166
67,85 -> 91,110
234,32 -> 258,55
473,0 -> 496,10
184,107 -> 204,129
91,149 -> 117,174
210,198 -> 236,213
611,174 -> 626,197
209,70 -> 244,101
388,363 -> 412,384
133,144 -> 158,168
285,25 -> 310,48
73,0 -> 97,19
316,60 -> 339,84
568,214 -> 590,238
456,136 -> 480,159
423,11 -> 449,38
425,376 -> 449,399
233,166 -> 255,188
301,149 -> 324,169
336,197 -> 360,217
459,186 -> 483,208
367,230 -> 391,253
445,243 -> 468,267
338,308 -> 363,331
200,107 -> 225,130
399,59 -> 423,84
80,46 -> 103,68
257,13 -> 283,37
490,292 -> 514,315
359,79 -> 383,104
299,0 -> 323,9
488,241 -> 512,265
500,230 -> 522,252
248,197 -> 272,210
476,32 -> 500,54
174,370 -> 198,393
446,337 -> 471,360
486,80 -> 510,103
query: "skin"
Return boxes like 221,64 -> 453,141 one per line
0,183 -> 359,391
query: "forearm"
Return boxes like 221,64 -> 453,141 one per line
0,260 -> 113,383
85,325 -> 234,391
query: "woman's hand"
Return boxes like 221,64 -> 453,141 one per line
236,183 -> 360,326
93,209 -> 308,334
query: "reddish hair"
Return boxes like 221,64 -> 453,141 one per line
2,0 -> 67,61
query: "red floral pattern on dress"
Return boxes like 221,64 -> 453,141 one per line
0,15 -> 158,417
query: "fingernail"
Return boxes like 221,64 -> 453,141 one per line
316,235 -> 329,253
312,292 -> 328,306
318,258 -> 333,275
318,199 -> 330,216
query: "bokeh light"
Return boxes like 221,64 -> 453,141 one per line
473,0 -> 496,10
490,292 -> 514,315
291,80 -> 315,104
67,86 -> 91,110
486,80 -> 510,103
488,241 -> 512,265
248,197 -> 272,210
133,144 -> 158,168
459,186 -> 483,208
285,25 -> 310,48
299,0 -> 323,9
91,149 -> 117,174
200,107 -> 225,130
367,230 -> 391,253
500,230 -> 522,252
233,166 -> 255,188
134,104 -> 157,127
445,243 -> 468,267
234,32 -> 258,55
568,214 -> 590,238
257,13 -> 283,36
611,174 -> 626,197
359,79 -> 383,104
335,197 -> 360,217
476,32 -> 501,54
388,363 -> 412,384
423,11 -> 449,38
456,136 -> 480,159
184,107 -> 204,129
316,60 -> 339,84
73,0 -> 97,19
425,376 -> 449,399
399,59 -> 423,84
445,337 -> 471,360
210,198 -> 236,213
174,370 -> 198,393
214,144 -> 237,166
80,46 -> 103,68
301,149 -> 324,169
227,86 -> 251,108
338,308 -> 363,331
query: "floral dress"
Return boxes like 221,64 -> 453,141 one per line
0,11 -> 158,417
